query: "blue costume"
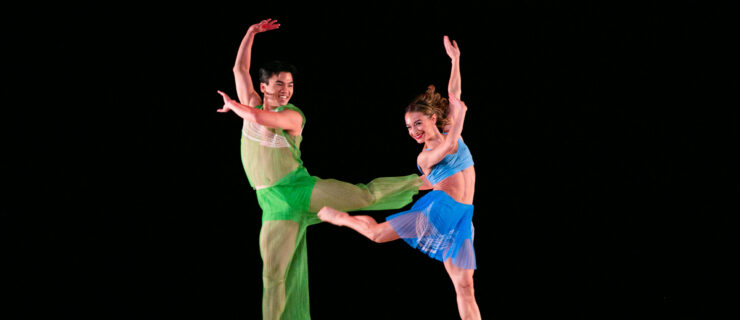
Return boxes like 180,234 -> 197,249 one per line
386,137 -> 477,270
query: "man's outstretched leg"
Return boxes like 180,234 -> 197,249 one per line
309,175 -> 422,213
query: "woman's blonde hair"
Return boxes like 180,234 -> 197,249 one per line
405,85 -> 450,131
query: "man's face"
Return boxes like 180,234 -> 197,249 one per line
261,72 -> 294,106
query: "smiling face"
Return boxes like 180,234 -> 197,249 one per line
260,72 -> 294,107
405,111 -> 438,144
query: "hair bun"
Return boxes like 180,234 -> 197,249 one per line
406,85 -> 451,131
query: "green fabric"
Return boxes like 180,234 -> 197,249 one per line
259,220 -> 310,320
308,174 -> 422,213
256,167 -> 320,224
239,104 -> 421,319
254,169 -> 420,320
349,174 -> 424,211
266,104 -> 305,167
240,104 -> 305,189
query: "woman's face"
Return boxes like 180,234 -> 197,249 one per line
405,111 -> 437,144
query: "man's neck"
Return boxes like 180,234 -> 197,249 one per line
262,100 -> 282,111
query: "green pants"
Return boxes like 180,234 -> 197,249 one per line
255,167 -> 421,319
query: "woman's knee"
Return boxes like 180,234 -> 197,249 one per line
445,263 -> 475,294
453,275 -> 475,296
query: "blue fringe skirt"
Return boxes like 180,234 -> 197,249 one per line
386,190 -> 476,270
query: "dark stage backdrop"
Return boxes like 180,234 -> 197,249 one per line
5,1 -> 737,319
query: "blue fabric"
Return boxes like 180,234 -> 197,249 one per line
419,138 -> 475,185
386,190 -> 476,270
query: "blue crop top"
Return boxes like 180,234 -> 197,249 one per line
418,137 -> 475,185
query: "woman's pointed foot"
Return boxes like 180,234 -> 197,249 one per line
317,206 -> 348,226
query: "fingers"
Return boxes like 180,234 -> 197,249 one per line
217,90 -> 233,98
451,97 -> 467,109
259,18 -> 280,31
216,91 -> 232,112
443,35 -> 460,59
443,35 -> 460,50
217,90 -> 234,105
265,20 -> 280,30
448,95 -> 467,110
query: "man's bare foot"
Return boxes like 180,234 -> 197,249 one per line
317,206 -> 349,226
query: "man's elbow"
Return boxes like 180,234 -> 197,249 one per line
233,65 -> 249,74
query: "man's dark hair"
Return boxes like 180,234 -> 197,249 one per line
259,60 -> 297,84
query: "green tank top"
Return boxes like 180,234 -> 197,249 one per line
240,104 -> 306,189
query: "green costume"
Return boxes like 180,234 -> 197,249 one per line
240,104 -> 421,319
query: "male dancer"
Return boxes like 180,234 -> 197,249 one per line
217,19 -> 423,319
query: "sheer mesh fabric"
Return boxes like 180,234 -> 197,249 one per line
452,238 -> 476,271
240,105 -> 304,189
389,212 -> 476,269
242,104 -> 420,213
309,175 -> 422,213
386,191 -> 476,270
241,104 -> 421,319
259,220 -> 312,320
241,105 -> 312,319
243,120 -> 292,149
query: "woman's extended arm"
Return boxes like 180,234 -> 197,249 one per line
444,35 -> 461,101
217,90 -> 303,136
418,36 -> 467,170
233,19 -> 280,106
442,36 -> 461,133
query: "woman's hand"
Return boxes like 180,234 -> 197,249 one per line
448,95 -> 467,117
444,35 -> 462,100
248,18 -> 280,34
443,35 -> 460,61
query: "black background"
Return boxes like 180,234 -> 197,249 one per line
4,1 -> 737,319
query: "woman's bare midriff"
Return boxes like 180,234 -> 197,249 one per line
433,166 -> 476,204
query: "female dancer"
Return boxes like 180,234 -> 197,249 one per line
217,19 -> 422,320
317,36 -> 481,320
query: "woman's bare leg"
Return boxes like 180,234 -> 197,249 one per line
317,206 -> 400,243
444,259 -> 481,320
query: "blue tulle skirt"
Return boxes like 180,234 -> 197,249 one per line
386,190 -> 476,270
